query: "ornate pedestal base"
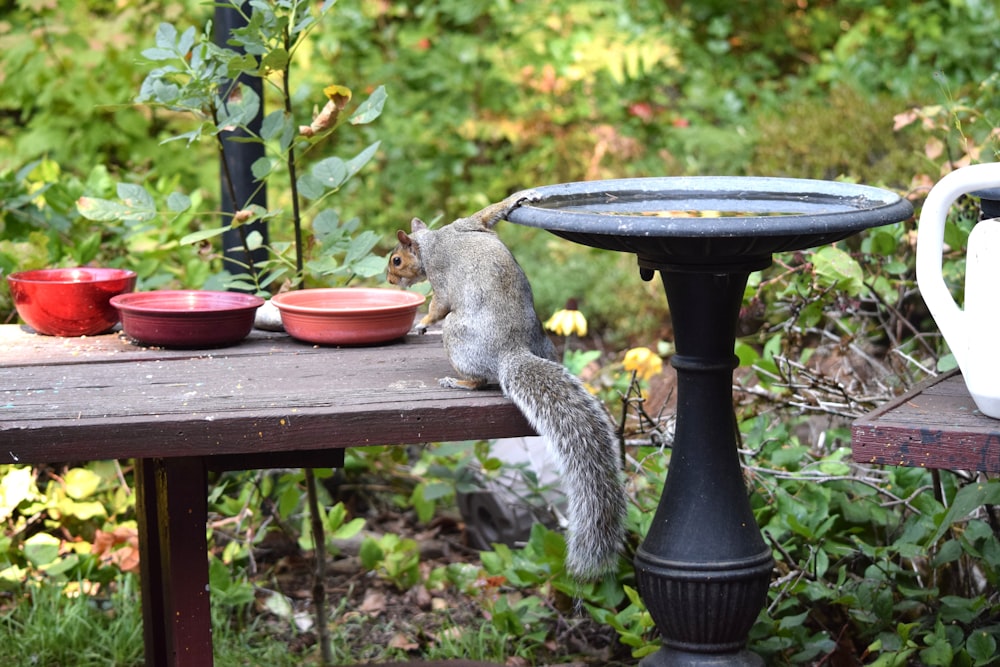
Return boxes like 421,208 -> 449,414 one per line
634,268 -> 773,666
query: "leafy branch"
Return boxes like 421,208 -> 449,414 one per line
77,0 -> 387,294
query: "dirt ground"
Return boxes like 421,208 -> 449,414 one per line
245,503 -> 633,666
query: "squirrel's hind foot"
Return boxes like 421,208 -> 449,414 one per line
439,376 -> 488,390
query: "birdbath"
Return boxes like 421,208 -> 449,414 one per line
506,177 -> 913,666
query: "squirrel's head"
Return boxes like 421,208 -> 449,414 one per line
386,227 -> 425,287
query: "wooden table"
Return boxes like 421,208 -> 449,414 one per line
0,325 -> 534,666
852,369 -> 1000,472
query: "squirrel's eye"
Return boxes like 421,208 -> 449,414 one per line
391,256 -> 402,266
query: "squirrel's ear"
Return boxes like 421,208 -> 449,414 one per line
410,217 -> 428,232
396,229 -> 413,246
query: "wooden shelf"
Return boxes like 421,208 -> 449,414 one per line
0,326 -> 533,463
852,369 -> 1000,472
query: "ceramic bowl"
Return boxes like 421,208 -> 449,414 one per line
270,287 -> 425,345
110,290 -> 264,348
7,267 -> 138,336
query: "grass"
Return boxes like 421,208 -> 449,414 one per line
0,576 -> 144,667
0,573 -> 535,666
0,574 -> 304,667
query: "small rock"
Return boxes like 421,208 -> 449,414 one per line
254,299 -> 285,331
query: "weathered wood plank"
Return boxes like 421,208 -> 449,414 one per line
0,326 -> 535,463
852,370 -> 1000,472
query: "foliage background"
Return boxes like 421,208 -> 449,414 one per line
2,0 -> 1000,664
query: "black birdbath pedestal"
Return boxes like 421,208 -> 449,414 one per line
507,177 -> 913,666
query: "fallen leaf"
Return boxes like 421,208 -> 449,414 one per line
388,632 -> 418,651
358,588 -> 386,615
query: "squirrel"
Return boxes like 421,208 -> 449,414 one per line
386,191 -> 627,579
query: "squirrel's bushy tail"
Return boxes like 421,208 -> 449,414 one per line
498,350 -> 627,579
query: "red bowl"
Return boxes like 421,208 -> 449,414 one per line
110,290 -> 264,348
271,288 -> 425,345
7,267 -> 138,336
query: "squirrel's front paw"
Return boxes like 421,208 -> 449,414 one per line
515,188 -> 543,206
414,322 -> 428,335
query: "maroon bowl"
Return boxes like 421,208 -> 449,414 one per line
110,290 -> 264,348
7,267 -> 138,336
271,287 -> 425,345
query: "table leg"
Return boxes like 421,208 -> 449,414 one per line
136,457 -> 213,667
634,270 -> 773,666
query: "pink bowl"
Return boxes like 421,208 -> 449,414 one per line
110,290 -> 264,348
271,288 -> 425,345
7,267 -> 137,336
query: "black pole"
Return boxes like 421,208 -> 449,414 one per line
214,3 -> 269,288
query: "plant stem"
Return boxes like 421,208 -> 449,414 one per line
282,30 -> 304,279
279,13 -> 326,661
304,467 -> 332,665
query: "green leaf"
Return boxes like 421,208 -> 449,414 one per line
937,353 -> 958,372
813,245 -> 864,295
816,459 -> 851,476
734,340 -> 760,366
245,230 -> 264,251
216,85 -> 261,131
290,14 -> 317,37
154,22 -> 178,50
967,631 -> 997,665
261,47 -> 289,72
345,230 -> 380,263
868,230 -> 898,256
358,537 -> 383,569
63,468 -> 101,500
297,173 -> 324,201
166,191 -> 192,213
312,209 -> 341,241
344,140 -> 381,179
251,157 -> 272,180
350,85 -> 387,125
350,254 -> 390,278
117,183 -> 157,221
226,53 -> 261,79
176,25 -> 196,57
421,480 -> 453,502
24,533 -> 60,568
141,47 -> 177,61
939,595 -> 985,624
919,639 -> 954,666
931,481 -> 1000,543
931,539 -> 963,567
332,517 -> 365,541
312,157 -> 347,190
58,498 -> 106,520
261,110 -> 290,141
262,591 -> 294,619
181,225 -> 230,245
0,467 -> 37,521
76,196 -> 134,222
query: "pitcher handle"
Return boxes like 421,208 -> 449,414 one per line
916,163 -> 1000,368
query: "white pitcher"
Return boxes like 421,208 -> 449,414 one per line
916,162 -> 1000,418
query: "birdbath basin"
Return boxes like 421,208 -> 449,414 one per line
507,177 -> 913,667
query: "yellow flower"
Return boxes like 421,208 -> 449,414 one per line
623,346 -> 663,381
544,308 -> 588,337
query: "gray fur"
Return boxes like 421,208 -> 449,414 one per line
387,192 -> 627,578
